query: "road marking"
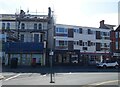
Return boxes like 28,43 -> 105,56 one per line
4,74 -> 21,81
90,80 -> 120,85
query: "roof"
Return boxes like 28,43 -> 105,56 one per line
115,25 -> 120,31
105,24 -> 116,29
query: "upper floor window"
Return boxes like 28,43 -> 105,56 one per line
74,29 -> 79,33
79,28 -> 82,34
56,40 -> 68,46
103,32 -> 107,36
34,23 -> 37,30
56,27 -> 68,34
6,23 -> 10,29
88,41 -> 91,46
2,23 -> 5,29
34,34 -> 39,42
119,32 -> 120,38
20,34 -> 24,42
115,32 -> 118,38
88,29 -> 92,34
83,47 -> 87,50
116,42 -> 118,50
38,23 -> 42,30
21,23 -> 25,29
79,40 -> 83,46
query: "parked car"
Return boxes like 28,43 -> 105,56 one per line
71,57 -> 78,63
72,60 -> 78,63
97,61 -> 119,69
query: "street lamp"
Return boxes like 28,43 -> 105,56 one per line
48,7 -> 55,83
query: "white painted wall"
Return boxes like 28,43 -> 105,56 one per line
55,24 -> 111,54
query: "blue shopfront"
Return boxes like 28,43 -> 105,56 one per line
4,42 -> 45,66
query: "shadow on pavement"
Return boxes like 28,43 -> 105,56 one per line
2,65 -> 120,74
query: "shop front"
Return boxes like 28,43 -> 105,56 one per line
54,50 -> 81,65
4,42 -> 45,66
80,52 -> 112,65
5,53 -> 43,66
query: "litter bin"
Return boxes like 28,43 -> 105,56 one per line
10,58 -> 18,68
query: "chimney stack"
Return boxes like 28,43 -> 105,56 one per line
99,20 -> 105,28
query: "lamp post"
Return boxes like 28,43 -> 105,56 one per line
49,50 -> 54,83
48,7 -> 55,83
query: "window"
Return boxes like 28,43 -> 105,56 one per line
2,23 -> 5,29
83,47 -> 87,50
85,42 -> 88,46
116,42 -> 118,50
20,34 -> 24,42
34,23 -> 37,30
96,43 -> 101,51
88,41 -> 91,46
56,27 -> 68,34
104,37 -> 110,40
38,23 -> 42,30
104,43 -> 107,47
91,42 -> 95,46
115,32 -> 118,38
59,41 -> 67,46
56,40 -> 68,46
119,32 -> 120,38
6,23 -> 10,29
77,41 -> 79,45
79,40 -> 83,46
21,23 -> 25,29
74,29 -> 79,33
83,42 -> 84,46
74,41 -> 77,45
34,34 -> 39,42
79,28 -> 82,34
96,31 -> 101,39
88,29 -> 92,34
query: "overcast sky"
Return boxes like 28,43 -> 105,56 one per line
0,0 -> 119,28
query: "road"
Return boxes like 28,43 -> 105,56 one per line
2,72 -> 119,86
1,66 -> 120,86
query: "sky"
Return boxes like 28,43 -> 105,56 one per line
0,0 -> 119,28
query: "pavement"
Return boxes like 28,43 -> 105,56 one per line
2,65 -> 120,73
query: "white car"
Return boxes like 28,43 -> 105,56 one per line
97,61 -> 119,69
72,60 -> 78,63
